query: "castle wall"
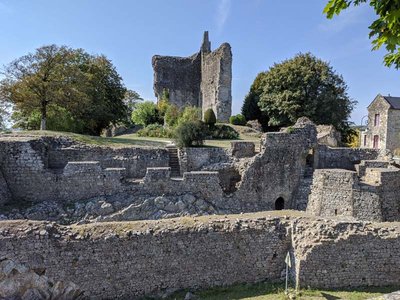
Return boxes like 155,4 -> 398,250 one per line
231,122 -> 317,211
315,145 -> 380,170
152,53 -> 201,108
307,166 -> 400,222
0,138 -> 168,203
47,145 -> 169,178
293,220 -> 400,289
201,43 -> 232,122
0,216 -> 291,299
1,215 -> 399,298
0,169 -> 11,205
152,32 -> 232,121
178,147 -> 231,173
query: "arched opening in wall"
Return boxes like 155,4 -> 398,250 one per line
275,197 -> 285,210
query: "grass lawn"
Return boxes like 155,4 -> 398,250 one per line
165,282 -> 399,300
1,124 -> 262,149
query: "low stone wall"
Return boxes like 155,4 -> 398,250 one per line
0,215 -> 291,299
0,214 -> 399,298
293,219 -> 400,289
316,145 -> 380,170
0,137 -> 168,203
307,167 -> 400,222
178,147 -> 231,173
230,141 -> 255,158
0,169 -> 11,205
47,145 -> 168,178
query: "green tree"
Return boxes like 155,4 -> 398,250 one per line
124,90 -> 143,123
0,45 -> 128,134
131,101 -> 159,127
241,73 -> 269,130
258,53 -> 355,134
324,0 -> 400,68
229,114 -> 246,126
0,45 -> 84,130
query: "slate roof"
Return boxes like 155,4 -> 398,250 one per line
383,96 -> 400,110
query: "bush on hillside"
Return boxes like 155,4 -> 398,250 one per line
164,104 -> 181,128
137,124 -> 173,138
177,106 -> 202,125
174,121 -> 207,147
204,108 -> 216,126
229,114 -> 246,126
209,124 -> 239,139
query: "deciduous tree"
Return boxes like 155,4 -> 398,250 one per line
258,53 -> 355,135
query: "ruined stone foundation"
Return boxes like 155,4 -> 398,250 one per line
0,212 -> 399,298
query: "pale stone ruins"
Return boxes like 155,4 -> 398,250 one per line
152,31 -> 232,121
0,37 -> 399,298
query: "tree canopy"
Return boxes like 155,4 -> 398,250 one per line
241,72 -> 269,131
257,53 -> 355,133
0,45 -> 130,135
324,0 -> 400,69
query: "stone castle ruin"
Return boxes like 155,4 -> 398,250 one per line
0,118 -> 400,298
152,31 -> 232,121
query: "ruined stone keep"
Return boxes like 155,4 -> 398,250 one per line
152,31 -> 232,122
361,94 -> 400,151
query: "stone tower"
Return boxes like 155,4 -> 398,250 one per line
152,31 -> 232,122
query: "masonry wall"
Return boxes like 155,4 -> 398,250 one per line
230,122 -> 317,212
315,145 -> 380,170
364,96 -> 390,149
293,220 -> 400,289
152,53 -> 201,108
178,147 -> 231,173
386,109 -> 400,152
0,169 -> 11,205
0,216 -> 291,299
307,167 -> 400,222
0,137 -> 168,203
1,215 -> 399,298
47,145 -> 169,178
201,43 -> 232,122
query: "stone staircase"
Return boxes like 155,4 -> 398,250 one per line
294,165 -> 314,211
167,147 -> 181,177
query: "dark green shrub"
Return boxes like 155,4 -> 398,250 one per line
137,124 -> 173,138
204,108 -> 216,126
210,124 -> 239,139
174,121 -> 207,147
229,114 -> 246,126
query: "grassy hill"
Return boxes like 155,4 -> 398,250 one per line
1,124 -> 262,149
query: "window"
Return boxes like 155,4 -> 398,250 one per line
374,114 -> 380,127
363,135 -> 367,146
373,135 -> 379,149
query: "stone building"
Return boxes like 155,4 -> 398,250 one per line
152,31 -> 232,122
361,94 -> 400,152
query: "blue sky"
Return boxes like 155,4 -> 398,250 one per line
0,0 -> 399,124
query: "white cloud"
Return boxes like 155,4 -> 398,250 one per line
216,0 -> 231,34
